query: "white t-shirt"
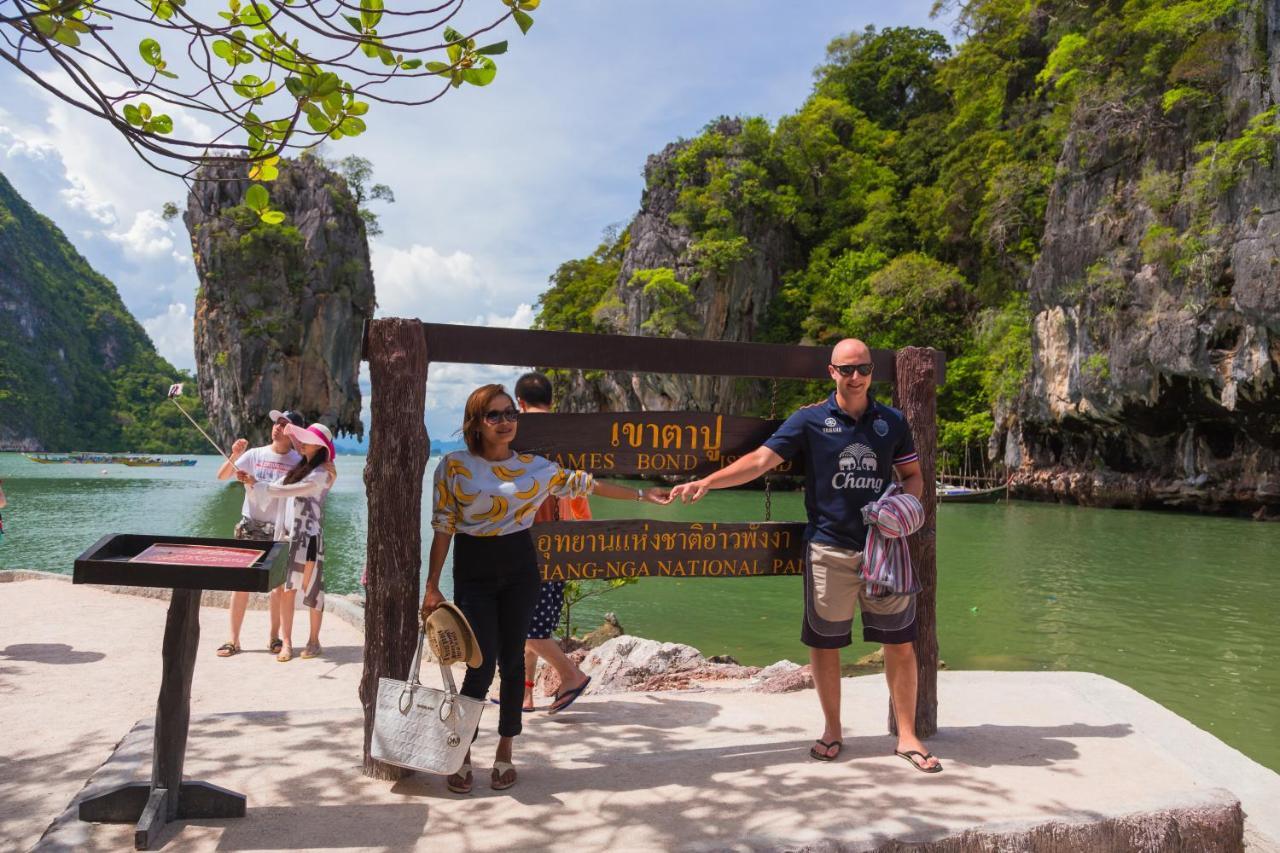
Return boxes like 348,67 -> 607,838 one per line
234,445 -> 301,522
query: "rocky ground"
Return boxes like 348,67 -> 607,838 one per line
529,613 -> 904,701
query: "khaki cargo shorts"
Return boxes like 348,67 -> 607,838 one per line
802,539 -> 917,648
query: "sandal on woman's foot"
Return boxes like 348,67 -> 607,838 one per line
216,642 -> 240,658
300,642 -> 322,659
269,638 -> 283,654
446,763 -> 473,794
547,675 -> 591,715
895,749 -> 943,773
276,644 -> 293,663
490,761 -> 517,791
809,739 -> 842,761
522,679 -> 536,712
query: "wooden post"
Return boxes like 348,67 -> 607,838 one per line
359,318 -> 430,779
78,587 -> 245,850
891,346 -> 940,738
152,589 -> 201,811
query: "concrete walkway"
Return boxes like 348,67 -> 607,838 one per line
0,577 -> 365,850
3,577 -> 1278,851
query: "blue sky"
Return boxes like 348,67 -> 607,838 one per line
0,1 -> 951,441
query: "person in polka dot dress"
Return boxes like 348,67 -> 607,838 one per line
515,372 -> 592,714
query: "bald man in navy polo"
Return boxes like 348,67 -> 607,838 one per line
667,338 -> 941,772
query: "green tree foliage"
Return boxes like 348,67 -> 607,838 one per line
631,268 -> 699,337
533,228 -> 628,334
0,172 -> 212,453
2,1 -> 540,220
813,26 -> 952,130
336,156 -> 396,238
535,3 -> 1256,463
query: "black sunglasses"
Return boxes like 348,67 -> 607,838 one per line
831,362 -> 873,377
483,408 -> 519,425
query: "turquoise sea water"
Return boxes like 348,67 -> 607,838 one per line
1,452 -> 1276,771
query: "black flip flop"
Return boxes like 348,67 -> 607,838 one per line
809,739 -> 842,761
895,749 -> 943,773
547,676 -> 591,715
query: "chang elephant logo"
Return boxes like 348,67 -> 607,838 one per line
832,443 -> 883,490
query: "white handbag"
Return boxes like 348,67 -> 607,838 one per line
371,630 -> 486,775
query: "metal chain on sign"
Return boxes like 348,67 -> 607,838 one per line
764,378 -> 777,522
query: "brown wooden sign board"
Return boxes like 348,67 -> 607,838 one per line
533,519 -> 808,581
400,321 -> 946,385
512,411 -> 804,478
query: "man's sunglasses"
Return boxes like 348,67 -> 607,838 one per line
483,408 -> 520,425
831,362 -> 873,377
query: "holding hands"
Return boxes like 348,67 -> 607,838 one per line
666,479 -> 711,504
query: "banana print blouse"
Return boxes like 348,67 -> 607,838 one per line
431,450 -> 595,537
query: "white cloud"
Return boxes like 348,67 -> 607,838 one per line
142,302 -> 195,370
108,210 -> 176,258
372,243 -> 489,320
479,303 -> 535,329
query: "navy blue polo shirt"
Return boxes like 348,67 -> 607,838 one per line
764,393 -> 918,551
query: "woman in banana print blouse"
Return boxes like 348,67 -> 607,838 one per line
421,383 -> 667,794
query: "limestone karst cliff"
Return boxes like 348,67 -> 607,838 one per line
538,9 -> 1279,518
557,119 -> 797,417
185,156 -> 375,448
995,2 -> 1280,516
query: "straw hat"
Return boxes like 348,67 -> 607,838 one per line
424,601 -> 482,668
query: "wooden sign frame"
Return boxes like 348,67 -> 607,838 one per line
360,318 -> 944,778
511,411 -> 803,478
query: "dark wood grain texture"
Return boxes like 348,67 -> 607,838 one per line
421,322 -> 946,385
512,412 -> 803,478
532,520 -> 808,580
891,346 -> 940,739
359,318 -> 430,780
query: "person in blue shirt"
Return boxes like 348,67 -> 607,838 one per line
667,338 -> 941,772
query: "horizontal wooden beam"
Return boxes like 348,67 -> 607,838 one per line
513,411 -> 804,478
533,519 -> 807,581
410,321 -> 945,385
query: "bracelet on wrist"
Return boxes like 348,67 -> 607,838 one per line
636,488 -> 644,502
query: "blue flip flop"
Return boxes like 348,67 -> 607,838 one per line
547,676 -> 591,715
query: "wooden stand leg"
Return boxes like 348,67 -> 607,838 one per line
78,588 -> 246,850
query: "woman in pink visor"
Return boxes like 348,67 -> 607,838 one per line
239,422 -> 336,661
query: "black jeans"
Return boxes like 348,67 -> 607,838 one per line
453,530 -> 541,738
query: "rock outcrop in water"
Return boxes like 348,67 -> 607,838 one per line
993,4 -> 1280,518
184,156 -> 375,448
558,119 -> 796,416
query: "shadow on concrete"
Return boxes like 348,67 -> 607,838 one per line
1,742 -> 109,845
932,722 -> 1133,769
1,643 -> 106,664
307,645 -> 362,665
38,700 -> 1157,851
201,804 -> 430,851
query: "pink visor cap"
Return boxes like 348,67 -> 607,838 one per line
286,423 -> 336,459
